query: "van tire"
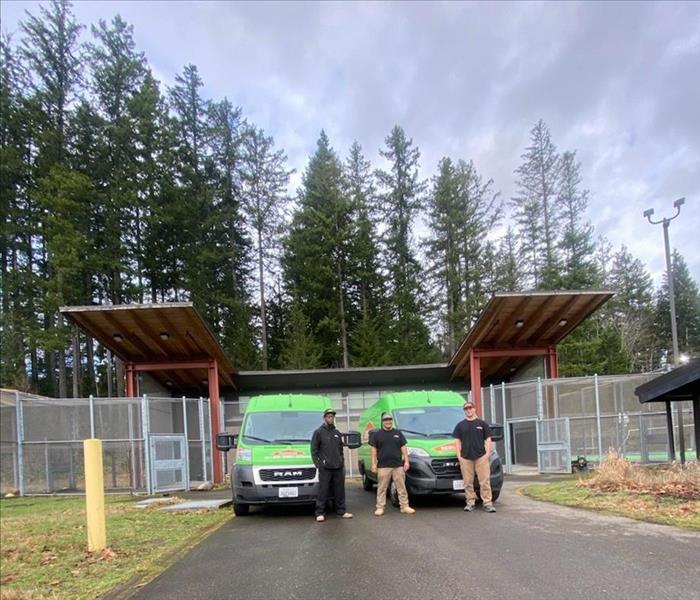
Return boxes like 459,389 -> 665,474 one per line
233,503 -> 250,516
362,471 -> 374,491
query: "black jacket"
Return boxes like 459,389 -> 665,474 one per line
311,423 -> 344,470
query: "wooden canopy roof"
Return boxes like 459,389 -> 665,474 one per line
60,303 -> 236,390
449,290 -> 614,380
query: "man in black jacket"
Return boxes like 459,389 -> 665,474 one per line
311,408 -> 353,522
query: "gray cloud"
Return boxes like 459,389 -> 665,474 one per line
3,0 -> 698,283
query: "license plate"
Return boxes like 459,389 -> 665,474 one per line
278,487 -> 299,498
453,479 -> 465,490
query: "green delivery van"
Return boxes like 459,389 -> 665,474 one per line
357,391 -> 504,505
215,394 -> 360,516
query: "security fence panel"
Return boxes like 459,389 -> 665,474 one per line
537,417 -> 571,473
0,391 -> 19,495
149,434 -> 188,493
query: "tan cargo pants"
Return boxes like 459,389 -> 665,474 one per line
459,454 -> 492,506
376,467 -> 410,510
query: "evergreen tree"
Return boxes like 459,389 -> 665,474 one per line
240,126 -> 290,369
493,227 -> 522,292
279,298 -> 322,370
511,120 -> 561,289
283,131 -> 357,367
653,251 -> 700,366
558,151 -> 598,288
376,125 -> 436,364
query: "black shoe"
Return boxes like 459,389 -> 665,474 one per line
483,504 -> 496,513
463,504 -> 475,512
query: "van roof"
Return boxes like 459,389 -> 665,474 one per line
380,390 -> 465,409
245,394 -> 331,413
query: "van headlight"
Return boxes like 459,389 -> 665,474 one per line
407,447 -> 429,457
236,448 -> 252,462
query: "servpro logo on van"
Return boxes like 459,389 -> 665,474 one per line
271,449 -> 305,458
432,442 -> 457,453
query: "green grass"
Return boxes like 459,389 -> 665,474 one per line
522,480 -> 700,531
0,495 -> 231,599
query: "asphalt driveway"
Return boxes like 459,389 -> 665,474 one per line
131,479 -> 699,600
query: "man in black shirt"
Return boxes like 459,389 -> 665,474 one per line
452,400 -> 496,513
370,412 -> 416,516
311,408 -> 353,522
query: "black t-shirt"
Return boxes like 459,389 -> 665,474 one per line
452,418 -> 492,460
370,428 -> 407,468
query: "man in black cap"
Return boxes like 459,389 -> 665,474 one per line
452,400 -> 495,513
370,412 -> 415,515
311,408 -> 353,522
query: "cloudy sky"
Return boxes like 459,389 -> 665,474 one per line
3,1 -> 699,284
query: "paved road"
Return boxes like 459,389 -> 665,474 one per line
132,480 -> 699,600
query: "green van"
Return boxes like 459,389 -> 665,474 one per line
215,394 -> 360,516
357,391 -> 504,505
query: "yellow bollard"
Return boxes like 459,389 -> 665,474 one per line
84,438 -> 106,551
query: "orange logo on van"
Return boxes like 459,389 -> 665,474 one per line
271,449 -> 305,458
432,442 -> 457,453
362,421 -> 376,443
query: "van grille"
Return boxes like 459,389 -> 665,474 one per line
259,468 -> 316,482
431,458 -> 461,477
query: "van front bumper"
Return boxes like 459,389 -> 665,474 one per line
231,464 -> 320,505
404,455 -> 503,496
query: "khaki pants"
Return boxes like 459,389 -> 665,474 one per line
459,454 -> 492,506
376,467 -> 410,510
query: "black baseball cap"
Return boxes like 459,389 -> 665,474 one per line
381,412 -> 393,421
323,408 -> 336,416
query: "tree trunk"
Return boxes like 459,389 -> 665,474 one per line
257,230 -> 268,370
337,262 -> 349,369
86,334 -> 97,395
115,356 -> 125,397
72,328 -> 80,398
58,313 -> 67,398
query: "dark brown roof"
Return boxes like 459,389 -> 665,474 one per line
635,359 -> 700,403
449,290 -> 614,380
60,303 -> 236,389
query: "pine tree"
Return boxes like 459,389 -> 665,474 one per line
512,120 -> 561,289
283,131 -> 357,367
558,151 -> 598,288
279,298 -> 322,370
653,251 -> 700,366
240,126 -> 290,369
376,125 -> 436,364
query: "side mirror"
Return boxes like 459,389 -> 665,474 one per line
216,432 -> 238,451
342,431 -> 362,450
489,424 -> 504,442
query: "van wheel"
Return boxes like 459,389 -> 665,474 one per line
233,503 -> 250,516
389,481 -> 400,508
362,471 -> 374,491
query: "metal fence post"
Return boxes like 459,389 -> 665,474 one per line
536,377 -> 544,421
182,396 -> 190,488
15,391 -> 25,496
141,394 -> 152,495
127,400 -> 136,490
501,382 -> 511,475
89,394 -> 96,438
198,397 -> 207,482
489,384 -> 495,423
594,374 -> 603,462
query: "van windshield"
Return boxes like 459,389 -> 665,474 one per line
241,411 -> 320,445
393,406 -> 464,438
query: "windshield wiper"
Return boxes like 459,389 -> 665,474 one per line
274,438 -> 310,443
242,435 -> 274,443
428,432 -> 454,438
400,429 -> 428,437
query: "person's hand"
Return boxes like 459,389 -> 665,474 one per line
370,462 -> 377,473
403,460 -> 410,472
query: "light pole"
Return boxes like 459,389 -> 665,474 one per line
644,197 -> 685,463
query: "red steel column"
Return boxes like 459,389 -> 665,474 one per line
125,363 -> 137,398
470,350 -> 482,415
208,359 -> 223,484
547,346 -> 559,379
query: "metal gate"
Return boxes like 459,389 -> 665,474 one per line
149,434 -> 189,493
536,418 -> 571,473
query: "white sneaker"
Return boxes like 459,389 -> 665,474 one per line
340,512 -> 353,519
374,508 -> 384,516
316,515 -> 325,522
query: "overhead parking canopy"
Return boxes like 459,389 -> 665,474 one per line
60,303 -> 236,392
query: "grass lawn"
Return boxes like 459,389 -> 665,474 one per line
0,495 -> 231,599
522,480 -> 700,531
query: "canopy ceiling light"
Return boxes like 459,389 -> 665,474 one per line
159,331 -> 170,340
112,333 -> 124,343
559,319 -> 568,327
514,320 -> 525,328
